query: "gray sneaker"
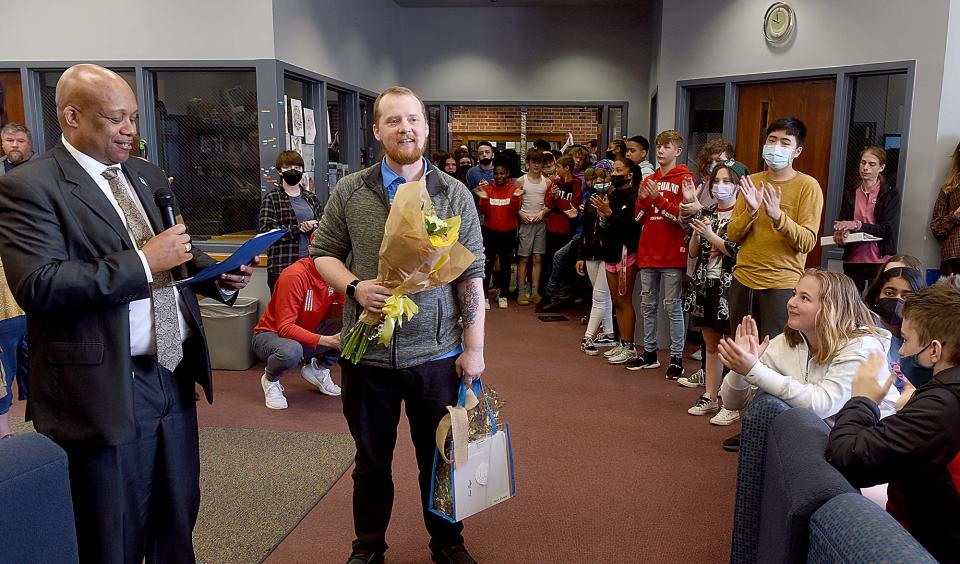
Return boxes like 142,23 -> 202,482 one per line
607,345 -> 637,365
604,343 -> 625,358
678,368 -> 705,388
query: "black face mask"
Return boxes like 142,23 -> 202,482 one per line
281,169 -> 304,186
875,297 -> 904,327
605,151 -> 615,160
610,174 -> 628,188
479,158 -> 493,166
457,165 -> 471,176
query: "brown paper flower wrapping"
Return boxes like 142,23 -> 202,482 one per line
357,179 -> 476,326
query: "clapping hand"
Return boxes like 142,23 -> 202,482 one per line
739,176 -> 763,215
590,193 -> 612,218
717,315 -> 770,375
475,186 -> 488,199
639,178 -> 657,200
762,183 -> 783,222
681,176 -> 699,203
680,200 -> 704,218
513,187 -> 525,197
953,205 -> 960,219
851,353 -> 896,405
690,217 -> 715,239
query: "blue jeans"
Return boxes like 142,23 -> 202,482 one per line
545,234 -> 580,300
639,268 -> 685,357
0,315 -> 28,415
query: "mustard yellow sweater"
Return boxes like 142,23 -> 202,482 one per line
727,171 -> 824,290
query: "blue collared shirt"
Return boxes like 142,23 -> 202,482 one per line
380,156 -> 429,203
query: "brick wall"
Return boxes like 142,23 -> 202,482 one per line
450,105 -> 601,144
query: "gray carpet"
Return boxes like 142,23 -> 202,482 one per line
10,418 -> 355,563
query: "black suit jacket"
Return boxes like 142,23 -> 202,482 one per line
0,142 -> 232,446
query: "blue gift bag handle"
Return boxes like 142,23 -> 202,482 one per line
458,377 -> 497,434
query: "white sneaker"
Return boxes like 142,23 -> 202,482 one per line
710,408 -> 741,426
261,373 -> 288,409
301,360 -> 341,396
498,297 -> 508,309
604,344 -> 624,358
484,298 -> 491,310
688,394 -> 720,416
607,346 -> 637,365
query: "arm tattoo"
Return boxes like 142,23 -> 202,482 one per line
457,282 -> 482,329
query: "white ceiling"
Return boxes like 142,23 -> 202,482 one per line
394,0 -> 648,6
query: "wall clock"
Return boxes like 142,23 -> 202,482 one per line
764,2 -> 796,43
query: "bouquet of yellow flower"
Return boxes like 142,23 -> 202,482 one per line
341,178 -> 476,363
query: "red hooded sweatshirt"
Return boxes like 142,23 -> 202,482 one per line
543,178 -> 583,234
635,163 -> 694,269
478,179 -> 522,232
254,257 -> 344,348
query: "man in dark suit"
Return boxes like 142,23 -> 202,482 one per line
0,64 -> 254,564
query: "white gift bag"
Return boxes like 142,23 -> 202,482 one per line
429,379 -> 516,523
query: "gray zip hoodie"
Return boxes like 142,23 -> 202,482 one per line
309,160 -> 485,369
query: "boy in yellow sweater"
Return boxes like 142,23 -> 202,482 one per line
715,117 -> 824,441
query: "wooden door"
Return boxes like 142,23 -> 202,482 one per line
735,78 -> 835,266
0,70 -> 25,130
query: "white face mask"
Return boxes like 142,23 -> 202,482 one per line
712,182 -> 736,203
762,144 -> 794,170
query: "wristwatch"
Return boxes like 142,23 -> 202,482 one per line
345,279 -> 360,299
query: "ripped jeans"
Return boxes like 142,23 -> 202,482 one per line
639,268 -> 685,357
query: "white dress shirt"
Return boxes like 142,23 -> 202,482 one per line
61,136 -> 193,356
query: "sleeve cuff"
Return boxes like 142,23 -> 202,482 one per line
136,250 -> 154,283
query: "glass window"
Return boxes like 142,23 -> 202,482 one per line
0,71 -> 25,129
846,73 -> 908,187
426,104 -> 441,160
360,96 -> 379,168
153,69 -> 260,242
606,105 -> 624,143
326,87 -> 350,193
38,69 -> 136,152
284,75 -> 317,194
685,85 -> 725,175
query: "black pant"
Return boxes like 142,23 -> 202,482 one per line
727,278 -> 792,339
62,354 -> 200,564
843,262 -> 882,295
484,229 -> 516,297
340,356 -> 464,554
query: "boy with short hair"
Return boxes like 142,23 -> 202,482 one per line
515,148 -> 551,305
826,279 -> 960,562
627,130 -> 693,379
715,116 -> 823,439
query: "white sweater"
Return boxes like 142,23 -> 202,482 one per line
720,328 -> 900,422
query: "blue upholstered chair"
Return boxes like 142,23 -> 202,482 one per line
756,408 -> 858,563
730,392 -> 792,564
0,433 -> 79,563
807,493 -> 937,563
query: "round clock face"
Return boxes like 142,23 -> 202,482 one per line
764,3 -> 795,42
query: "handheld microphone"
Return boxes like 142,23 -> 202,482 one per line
154,187 -> 188,280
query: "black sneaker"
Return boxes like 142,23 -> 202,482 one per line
346,549 -> 384,564
665,356 -> 684,380
722,433 -> 741,452
580,337 -> 600,356
431,543 -> 477,564
625,350 -> 660,371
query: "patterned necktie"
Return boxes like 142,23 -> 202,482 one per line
102,167 -> 183,372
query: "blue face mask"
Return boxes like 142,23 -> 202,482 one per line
761,144 -> 794,171
900,342 -> 937,388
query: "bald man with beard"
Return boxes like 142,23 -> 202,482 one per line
0,64 -> 254,564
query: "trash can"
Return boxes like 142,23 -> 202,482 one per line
199,297 -> 260,370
